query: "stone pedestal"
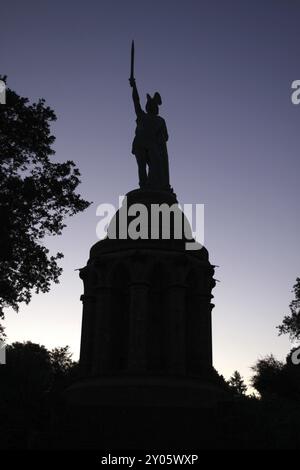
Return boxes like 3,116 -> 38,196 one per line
77,189 -> 215,382
50,189 -> 227,449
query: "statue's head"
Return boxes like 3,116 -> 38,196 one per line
146,92 -> 162,115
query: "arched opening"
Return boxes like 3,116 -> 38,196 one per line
147,263 -> 167,372
186,269 -> 201,375
186,267 -> 212,376
109,263 -> 130,372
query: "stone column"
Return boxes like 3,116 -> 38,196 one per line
191,293 -> 213,370
128,282 -> 149,372
205,298 -> 213,367
79,294 -> 96,376
165,284 -> 187,375
92,287 -> 111,375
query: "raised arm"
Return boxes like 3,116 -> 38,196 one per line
129,78 -> 142,116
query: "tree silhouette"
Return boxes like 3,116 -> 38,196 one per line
251,353 -> 300,401
50,345 -> 74,375
250,279 -> 300,401
277,277 -> 300,340
228,370 -> 247,396
49,345 -> 78,389
0,76 -> 90,332
0,341 -> 77,448
251,355 -> 284,398
4,341 -> 53,393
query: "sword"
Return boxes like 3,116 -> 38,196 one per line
130,40 -> 135,81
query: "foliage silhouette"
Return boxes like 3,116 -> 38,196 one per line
0,341 -> 77,449
251,355 -> 285,399
0,76 -> 90,333
249,277 -> 300,400
251,352 -> 300,401
228,370 -> 247,396
277,277 -> 300,340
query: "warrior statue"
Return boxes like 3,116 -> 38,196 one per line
129,41 -> 170,190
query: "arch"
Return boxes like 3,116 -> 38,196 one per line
109,261 -> 131,372
147,262 -> 167,372
185,265 -> 212,375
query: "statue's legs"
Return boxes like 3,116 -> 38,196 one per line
148,146 -> 170,190
135,152 -> 148,188
147,153 -> 159,189
161,145 -> 170,189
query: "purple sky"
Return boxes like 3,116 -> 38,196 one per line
2,0 -> 300,386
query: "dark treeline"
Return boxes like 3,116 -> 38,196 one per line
0,337 -> 299,449
0,342 -> 78,449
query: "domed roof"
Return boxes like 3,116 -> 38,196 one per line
90,189 -> 209,262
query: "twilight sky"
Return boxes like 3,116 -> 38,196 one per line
2,0 -> 300,386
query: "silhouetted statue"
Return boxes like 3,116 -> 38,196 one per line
129,42 -> 170,190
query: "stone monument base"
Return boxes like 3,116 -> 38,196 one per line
64,375 -> 227,408
33,376 -> 230,449
31,187 -> 227,450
